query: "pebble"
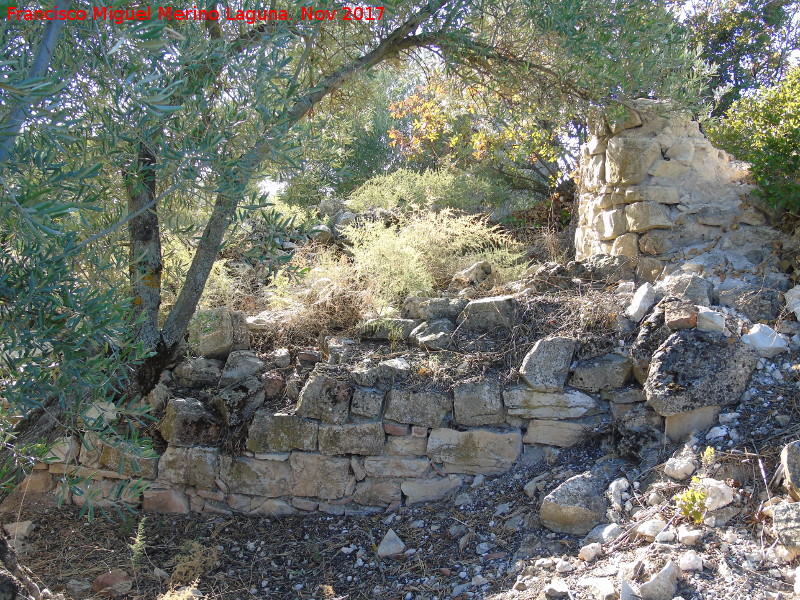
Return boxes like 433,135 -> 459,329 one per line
471,575 -> 489,586
578,543 -> 602,562
677,524 -> 702,545
555,559 -> 573,573
706,426 -> 727,440
655,528 -> 676,543
680,551 -> 704,571
636,518 -> 667,541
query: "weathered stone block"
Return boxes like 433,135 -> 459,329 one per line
173,358 -> 223,388
426,428 -> 522,475
402,475 -> 463,505
610,233 -> 639,258
220,456 -> 292,497
296,374 -> 352,424
351,388 -> 384,418
594,209 -> 627,241
605,138 -> 660,185
212,376 -> 264,427
384,389 -> 452,428
402,297 -> 469,321
250,498 -> 297,517
625,202 -> 672,232
645,330 -> 758,417
772,503 -> 800,548
142,489 -> 190,514
629,185 -> 680,204
639,230 -> 674,255
364,456 -> 430,478
569,354 -> 632,392
385,435 -> 427,456
410,319 -> 454,351
290,453 -> 354,500
188,308 -> 249,360
246,412 -> 318,453
318,422 -> 384,456
523,420 -> 589,447
220,351 -> 264,386
157,446 -> 219,489
159,398 -> 221,447
353,479 -> 402,506
503,387 -> 596,419
453,380 -> 504,426
649,158 -> 689,178
540,472 -> 608,535
518,337 -> 576,393
457,295 -> 517,332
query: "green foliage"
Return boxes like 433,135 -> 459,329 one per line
344,210 -> 525,308
706,66 -> 800,209
674,478 -> 708,523
347,168 -> 511,213
671,0 -> 800,115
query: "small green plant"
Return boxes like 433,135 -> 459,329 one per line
129,516 -> 148,568
701,446 -> 716,467
674,478 -> 707,523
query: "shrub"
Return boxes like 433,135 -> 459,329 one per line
706,66 -> 800,210
346,168 -> 511,213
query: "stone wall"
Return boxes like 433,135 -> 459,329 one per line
575,100 -> 787,287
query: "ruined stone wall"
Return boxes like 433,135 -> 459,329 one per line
575,100 -> 786,286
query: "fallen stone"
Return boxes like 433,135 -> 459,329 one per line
696,306 -> 728,334
250,498 -> 297,517
540,472 -> 608,535
664,302 -> 698,329
679,551 -> 703,571
577,577 -> 616,600
700,478 -> 735,511
92,569 -> 134,598
638,560 -> 679,600
2,521 -> 34,539
645,330 -> 758,417
786,285 -> 800,320
377,529 -> 406,557
220,350 -> 264,386
544,578 -> 571,598
635,518 -> 667,542
518,337 -> 576,392
578,543 -> 602,562
718,286 -> 783,323
457,295 -> 517,333
656,272 -> 713,306
664,448 -> 697,481
677,524 -> 702,545
774,503 -> 800,547
401,475 -> 463,504
451,260 -> 496,287
410,319 -> 454,351
626,283 -> 660,322
402,296 -> 469,321
742,323 -> 789,358
188,307 -> 248,360
427,428 -> 522,475
583,523 -> 623,545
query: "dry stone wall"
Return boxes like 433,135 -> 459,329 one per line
575,100 -> 788,288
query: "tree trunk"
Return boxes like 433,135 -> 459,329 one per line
126,141 -> 162,351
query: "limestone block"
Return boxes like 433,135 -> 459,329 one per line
250,498 -> 297,517
742,323 -> 789,358
457,295 -> 517,332
605,138 -> 660,185
247,411 -> 318,452
610,233 -> 639,258
101,444 -> 158,479
453,380 -> 504,426
696,307 -> 728,334
664,302 -> 698,330
648,158 -> 689,178
523,420 -> 589,447
212,376 -> 264,427
142,488 -> 190,514
664,140 -> 695,165
665,406 -> 721,442
426,428 -> 522,475
601,386 -> 645,405
157,446 -> 219,489
22,471 -> 54,493
594,209 -> 627,241
782,441 -> 800,501
629,185 -> 680,205
625,283 -> 660,322
569,354 -> 632,392
402,297 -> 468,321
625,202 -> 672,233
639,230 -> 673,255
385,435 -> 427,456
318,422 -> 385,456
384,389 -> 452,428
353,479 -> 402,506
188,308 -> 249,360
585,154 -> 606,190
220,456 -> 292,498
540,472 -> 608,535
772,503 -> 800,548
636,257 -> 665,282
504,387 -> 597,419
363,456 -> 430,478
695,206 -> 737,227
159,398 -> 221,447
220,350 -> 264,386
587,136 -> 608,155
410,319 -> 454,351
645,330 -> 758,417
173,358 -> 223,388
518,336 -> 577,392
296,374 -> 351,424
290,453 -> 354,500
350,388 -> 385,419
402,475 -> 463,504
